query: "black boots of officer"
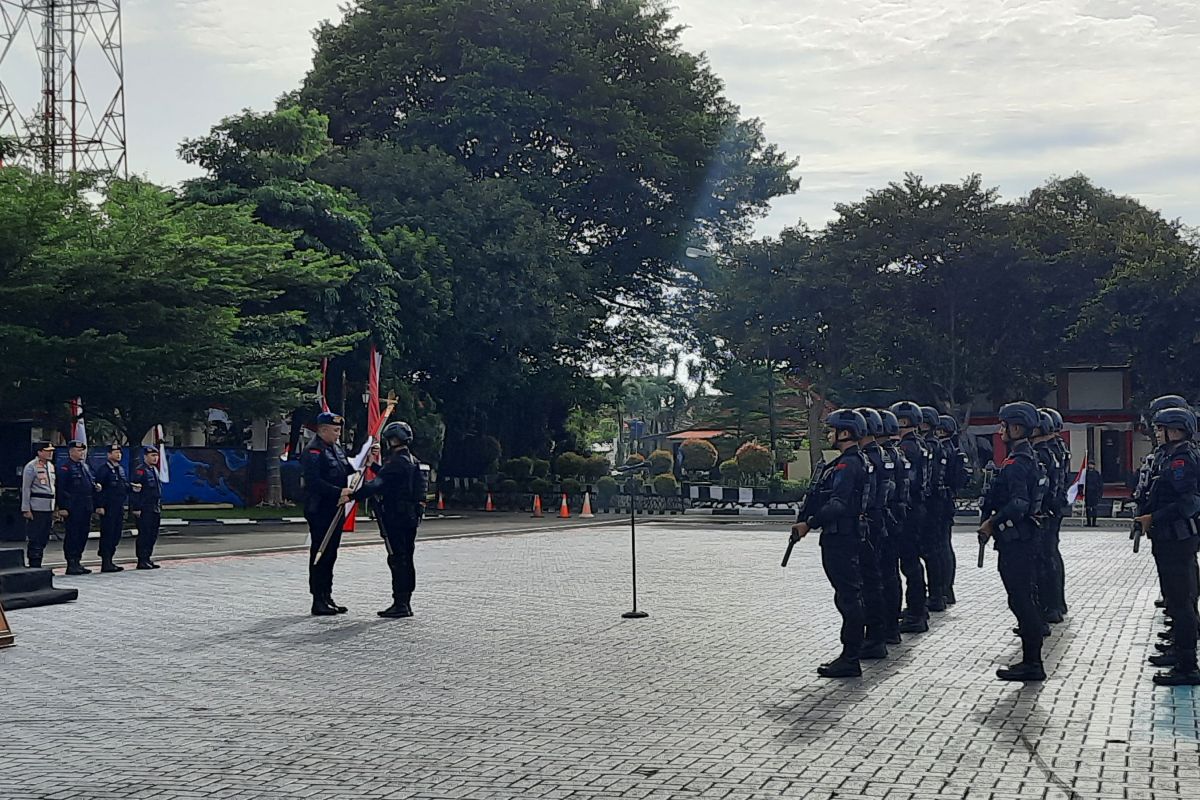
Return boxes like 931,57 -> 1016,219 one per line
311,595 -> 348,616
996,639 -> 1046,682
136,559 -> 160,570
378,600 -> 414,619
101,558 -> 124,573
818,654 -> 861,678
65,559 -> 91,575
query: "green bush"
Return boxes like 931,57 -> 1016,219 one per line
529,477 -> 553,497
680,439 -> 718,471
561,477 -> 583,495
498,479 -> 519,495
531,458 -> 551,478
719,459 -> 740,484
624,453 -> 645,466
555,451 -> 586,479
583,455 -> 611,481
652,474 -> 680,496
735,442 -> 772,479
595,475 -> 619,502
500,457 -> 533,481
780,479 -> 809,503
648,449 -> 673,475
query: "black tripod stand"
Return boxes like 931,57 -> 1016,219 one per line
617,465 -> 651,619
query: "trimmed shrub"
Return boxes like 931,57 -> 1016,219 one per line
624,453 -> 645,466
735,442 -> 772,478
561,477 -> 583,496
500,457 -> 533,481
555,451 -> 586,479
529,478 -> 553,498
680,439 -> 718,471
648,449 -> 673,475
498,479 -> 519,495
652,474 -> 680,496
595,475 -> 619,503
780,479 -> 809,503
719,459 -> 740,484
531,458 -> 551,478
583,455 -> 611,481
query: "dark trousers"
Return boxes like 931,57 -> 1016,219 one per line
1085,500 -> 1099,527
98,503 -> 125,559
1153,535 -> 1200,670
383,522 -> 418,603
24,511 -> 54,567
860,518 -> 888,643
820,532 -> 864,660
1037,517 -> 1066,616
941,500 -> 957,593
899,505 -> 928,618
880,515 -> 904,633
63,510 -> 91,561
307,509 -> 343,599
997,536 -> 1043,665
920,503 -> 947,605
135,510 -> 162,562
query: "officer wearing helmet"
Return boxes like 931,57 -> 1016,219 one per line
303,411 -> 355,616
1132,406 -> 1200,685
920,405 -> 950,612
978,401 -> 1046,681
888,401 -> 932,632
1134,395 -> 1191,515
878,409 -> 909,645
790,409 -> 872,677
936,415 -> 971,605
342,421 -> 428,618
855,407 -> 895,659
1031,410 -> 1064,625
1038,407 -> 1069,622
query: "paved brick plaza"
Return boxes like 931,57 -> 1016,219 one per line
3,523 -> 1198,800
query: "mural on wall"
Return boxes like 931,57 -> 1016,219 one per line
53,447 -> 255,507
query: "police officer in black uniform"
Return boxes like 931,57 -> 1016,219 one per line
855,408 -> 894,659
1031,410 -> 1064,624
57,439 -> 99,575
1133,395 -> 1188,623
343,421 -> 428,618
130,445 -> 164,570
1134,406 -> 1200,686
920,406 -> 950,612
890,401 -> 931,632
1041,407 -> 1070,619
790,409 -> 872,677
936,415 -> 971,605
879,409 -> 909,644
304,412 -> 355,616
95,443 -> 129,573
978,401 -> 1046,682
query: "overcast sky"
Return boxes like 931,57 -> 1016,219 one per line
3,0 -> 1197,231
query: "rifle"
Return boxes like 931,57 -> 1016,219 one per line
1131,519 -> 1143,553
781,529 -> 800,567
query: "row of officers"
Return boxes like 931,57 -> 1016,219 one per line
789,401 -> 1074,682
20,440 -> 164,573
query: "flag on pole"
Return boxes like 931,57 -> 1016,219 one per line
69,397 -> 87,444
1065,463 -> 1087,505
155,424 -> 170,483
317,358 -> 331,413
367,343 -> 383,437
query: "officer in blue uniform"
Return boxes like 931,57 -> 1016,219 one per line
936,415 -> 971,605
1134,407 -> 1200,685
1040,407 -> 1070,620
130,446 -> 163,570
57,439 -> 99,575
920,406 -> 950,612
790,409 -> 872,678
1031,411 -> 1064,624
344,421 -> 428,618
889,401 -> 932,633
855,407 -> 894,659
95,443 -> 129,573
878,409 -> 909,645
978,401 -> 1046,682
304,412 -> 355,616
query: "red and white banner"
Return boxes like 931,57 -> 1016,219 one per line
367,343 -> 383,437
69,397 -> 87,444
1065,463 -> 1087,505
317,357 -> 331,413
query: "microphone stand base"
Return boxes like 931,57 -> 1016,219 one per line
621,610 -> 649,619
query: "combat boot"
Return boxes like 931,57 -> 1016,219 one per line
817,657 -> 862,678
1149,651 -> 1178,668
101,559 -> 124,573
928,596 -> 947,613
136,560 -> 155,570
944,586 -> 957,605
885,626 -> 903,646
860,640 -> 889,660
899,615 -> 928,634
1153,666 -> 1200,686
325,596 -> 348,614
1044,609 -> 1064,624
65,560 -> 91,575
996,662 -> 1046,682
311,598 -> 339,616
377,602 -> 413,618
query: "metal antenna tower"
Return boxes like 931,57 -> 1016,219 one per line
0,1 -> 126,177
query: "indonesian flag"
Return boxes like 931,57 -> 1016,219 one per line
1065,463 -> 1087,505
317,357 -> 331,413
154,424 -> 170,483
69,397 -> 87,444
344,344 -> 385,531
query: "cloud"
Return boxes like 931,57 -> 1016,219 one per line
171,0 -> 345,74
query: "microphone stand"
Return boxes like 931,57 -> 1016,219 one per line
616,463 -> 651,619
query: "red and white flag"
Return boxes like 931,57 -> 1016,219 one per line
154,424 -> 170,483
367,343 -> 383,437
69,397 -> 87,444
317,357 -> 331,413
1065,463 -> 1087,505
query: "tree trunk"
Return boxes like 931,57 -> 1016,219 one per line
265,417 -> 285,506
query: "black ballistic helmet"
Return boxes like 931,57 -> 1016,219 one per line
1153,407 -> 1197,438
889,401 -> 923,429
936,415 -> 959,435
826,409 -> 868,440
856,407 -> 885,437
998,401 -> 1040,435
879,409 -> 901,437
919,406 -> 939,430
382,421 -> 414,447
1035,410 -> 1055,436
1149,395 -> 1189,414
1040,407 -> 1064,433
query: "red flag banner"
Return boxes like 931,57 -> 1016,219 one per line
367,344 -> 383,436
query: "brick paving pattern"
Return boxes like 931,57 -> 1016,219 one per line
2,524 -> 1197,799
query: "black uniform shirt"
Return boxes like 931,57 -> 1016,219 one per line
96,461 -> 129,507
982,440 -> 1038,535
1146,441 -> 1200,539
303,440 -> 354,515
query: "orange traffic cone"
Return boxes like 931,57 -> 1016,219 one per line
485,492 -> 496,512
559,492 -> 571,519
437,491 -> 445,511
531,494 -> 543,518
580,491 -> 595,518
